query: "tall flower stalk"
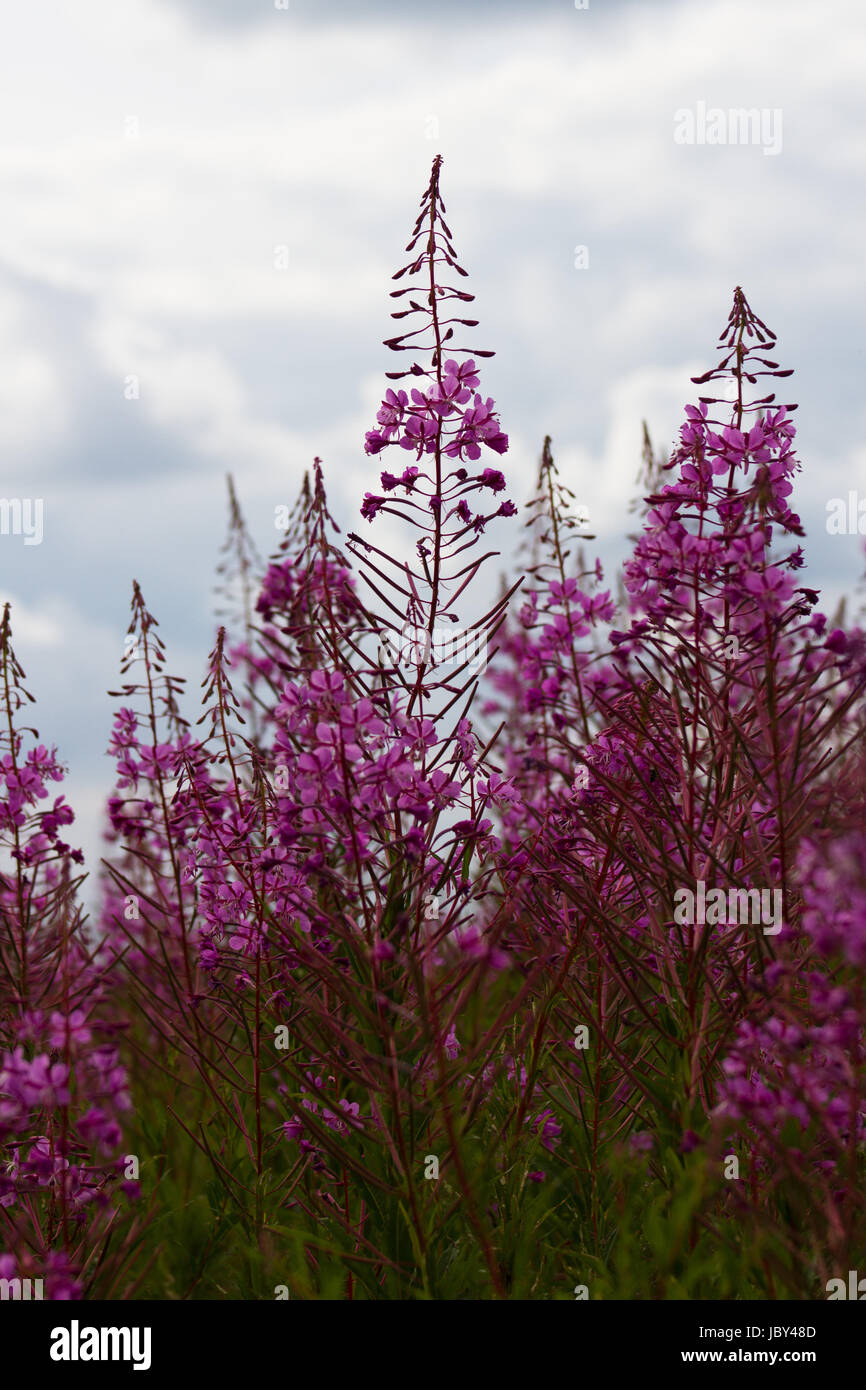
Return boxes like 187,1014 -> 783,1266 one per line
0,605 -> 138,1298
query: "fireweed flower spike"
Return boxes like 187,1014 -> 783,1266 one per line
0,604 -> 136,1299
482,434 -> 613,846
478,289 -> 866,1279
352,155 -> 519,703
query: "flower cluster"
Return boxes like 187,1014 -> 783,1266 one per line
365,361 -> 508,463
357,156 -> 514,541
0,605 -> 133,1299
714,830 -> 866,1175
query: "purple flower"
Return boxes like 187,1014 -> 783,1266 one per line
47,1010 -> 91,1050
630,1131 -> 654,1153
479,468 -> 506,493
485,431 -> 509,455
533,1109 -> 562,1153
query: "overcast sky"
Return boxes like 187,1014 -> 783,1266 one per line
2,0 -> 865,903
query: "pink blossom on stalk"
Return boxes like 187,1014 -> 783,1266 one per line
1,602 -> 133,1296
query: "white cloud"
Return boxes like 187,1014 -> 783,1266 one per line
0,594 -> 66,649
0,286 -> 68,456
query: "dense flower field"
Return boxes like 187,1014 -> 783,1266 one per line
2,157 -> 865,1300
